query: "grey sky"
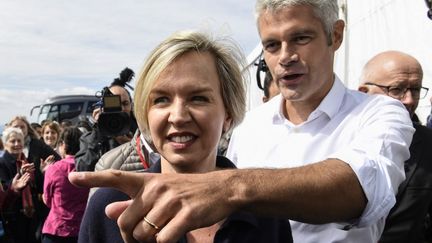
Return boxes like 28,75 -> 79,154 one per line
0,0 -> 260,125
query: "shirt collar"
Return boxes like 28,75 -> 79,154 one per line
272,75 -> 346,123
313,76 -> 346,120
139,133 -> 160,165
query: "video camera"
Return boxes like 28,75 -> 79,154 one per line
96,87 -> 131,137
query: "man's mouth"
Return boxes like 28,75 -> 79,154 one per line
283,73 -> 303,80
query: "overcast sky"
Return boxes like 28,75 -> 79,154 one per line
0,0 -> 260,126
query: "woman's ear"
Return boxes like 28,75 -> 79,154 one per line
222,114 -> 232,134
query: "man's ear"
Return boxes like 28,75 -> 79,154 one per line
358,85 -> 369,94
332,20 -> 345,51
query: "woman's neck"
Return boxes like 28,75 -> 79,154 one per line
7,151 -> 20,159
160,155 -> 218,174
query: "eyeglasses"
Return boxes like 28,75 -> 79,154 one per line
364,82 -> 429,100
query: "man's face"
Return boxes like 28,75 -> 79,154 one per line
258,5 -> 344,109
109,86 -> 132,115
361,55 -> 423,117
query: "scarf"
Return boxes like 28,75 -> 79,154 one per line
16,154 -> 35,218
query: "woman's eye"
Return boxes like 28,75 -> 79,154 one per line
191,96 -> 209,102
153,97 -> 169,105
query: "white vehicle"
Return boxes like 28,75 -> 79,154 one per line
30,95 -> 99,125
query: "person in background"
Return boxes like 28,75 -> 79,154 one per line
74,68 -> 138,172
426,97 -> 432,128
76,120 -> 92,134
0,138 -> 4,157
69,0 -> 413,242
31,123 -> 43,138
41,121 -> 61,152
0,127 -> 37,243
358,50 -> 432,243
59,120 -> 72,132
42,126 -> 88,243
7,116 -> 61,242
75,30 -> 292,243
262,70 -> 280,103
0,168 -> 31,210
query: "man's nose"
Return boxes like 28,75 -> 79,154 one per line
279,44 -> 298,67
401,89 -> 416,105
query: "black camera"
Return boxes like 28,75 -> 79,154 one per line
97,87 -> 130,137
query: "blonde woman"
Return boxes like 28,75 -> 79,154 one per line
73,31 -> 292,243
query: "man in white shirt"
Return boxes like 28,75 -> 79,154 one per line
226,0 -> 414,242
68,1 -> 414,242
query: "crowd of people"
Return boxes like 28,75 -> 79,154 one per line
1,0 -> 432,242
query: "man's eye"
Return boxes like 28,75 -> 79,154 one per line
264,42 -> 280,53
389,87 -> 404,94
294,36 -> 312,45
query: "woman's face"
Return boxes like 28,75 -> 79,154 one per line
43,127 -> 58,148
10,120 -> 28,137
147,51 -> 231,173
4,133 -> 24,155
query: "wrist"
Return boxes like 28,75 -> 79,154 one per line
217,169 -> 252,212
10,185 -> 21,194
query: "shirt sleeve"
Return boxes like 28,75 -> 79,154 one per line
329,98 -> 414,227
43,165 -> 56,208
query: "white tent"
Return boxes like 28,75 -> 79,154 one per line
246,0 -> 432,123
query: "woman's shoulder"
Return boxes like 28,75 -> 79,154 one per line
88,188 -> 130,209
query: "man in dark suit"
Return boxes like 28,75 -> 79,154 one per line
359,50 -> 432,243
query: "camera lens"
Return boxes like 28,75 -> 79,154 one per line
98,112 -> 130,137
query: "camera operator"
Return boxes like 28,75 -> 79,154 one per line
75,68 -> 138,172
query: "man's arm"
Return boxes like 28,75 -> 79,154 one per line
69,158 -> 365,243
234,159 -> 366,223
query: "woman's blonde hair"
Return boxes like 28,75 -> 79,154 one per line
7,116 -> 39,139
134,30 -> 247,140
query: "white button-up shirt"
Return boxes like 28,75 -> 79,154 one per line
226,77 -> 414,243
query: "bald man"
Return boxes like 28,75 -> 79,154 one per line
359,50 -> 432,243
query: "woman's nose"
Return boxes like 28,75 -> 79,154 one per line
168,100 -> 191,125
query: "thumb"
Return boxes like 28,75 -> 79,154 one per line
105,200 -> 132,220
68,170 -> 150,198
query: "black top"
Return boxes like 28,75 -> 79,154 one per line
79,156 -> 292,243
27,138 -> 61,195
380,124 -> 432,243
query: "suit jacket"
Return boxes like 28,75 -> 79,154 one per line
380,123 -> 432,243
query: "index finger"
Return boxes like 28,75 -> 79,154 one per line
68,169 -> 150,198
